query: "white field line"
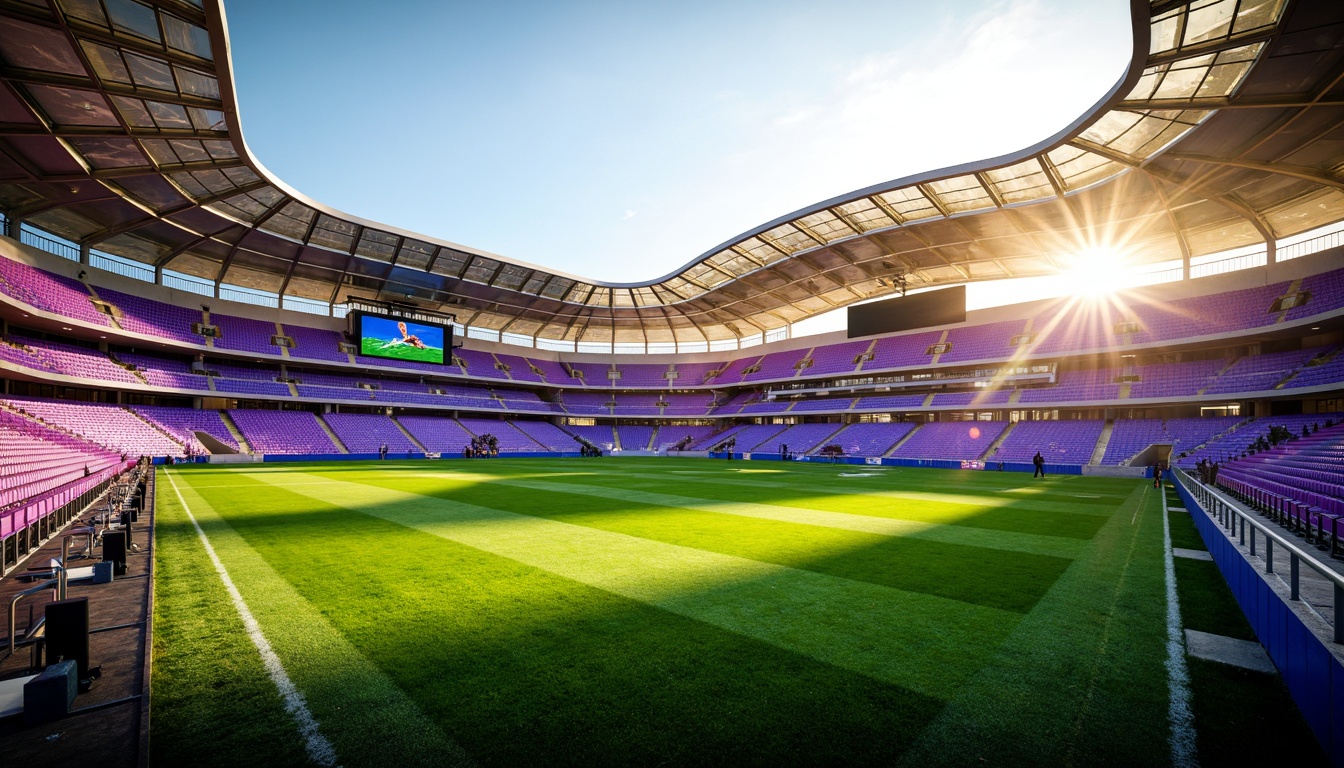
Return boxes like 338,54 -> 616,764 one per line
164,469 -> 340,767
1162,493 -> 1199,767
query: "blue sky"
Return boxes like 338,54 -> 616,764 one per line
223,0 -> 1132,283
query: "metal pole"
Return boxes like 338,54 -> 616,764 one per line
1266,538 -> 1274,573
1290,554 -> 1300,601
1335,585 -> 1343,644
1250,526 -> 1256,557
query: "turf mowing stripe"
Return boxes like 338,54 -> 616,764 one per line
167,470 -> 475,768
546,467 -> 1121,517
450,474 -> 1088,559
400,465 -> 1112,541
244,469 -> 1019,700
164,469 -> 340,768
346,468 -> 1069,613
894,481 -> 1174,765
1163,500 -> 1199,767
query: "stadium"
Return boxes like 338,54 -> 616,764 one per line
0,0 -> 1342,764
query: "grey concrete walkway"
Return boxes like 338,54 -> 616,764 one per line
1184,629 -> 1277,673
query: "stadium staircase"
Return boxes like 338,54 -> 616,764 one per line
883,423 -> 923,457
1272,277 -> 1304,324
979,422 -> 1016,460
1090,420 -> 1115,465
219,411 -> 252,453
1198,357 -> 1243,395
928,330 -> 951,365
315,415 -> 349,453
391,416 -> 428,452
80,281 -> 125,332
272,321 -> 290,358
106,351 -> 150,386
1280,348 -> 1344,389
125,407 -> 188,453
853,339 -> 879,372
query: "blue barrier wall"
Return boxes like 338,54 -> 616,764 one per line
1174,479 -> 1343,766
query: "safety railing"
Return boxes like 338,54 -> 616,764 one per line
1175,468 -> 1344,644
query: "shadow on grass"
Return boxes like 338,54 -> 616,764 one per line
157,487 -> 946,766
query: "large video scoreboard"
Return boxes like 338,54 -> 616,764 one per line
346,299 -> 455,365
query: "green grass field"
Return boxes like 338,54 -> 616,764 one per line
148,458 -> 1322,766
359,337 -> 443,364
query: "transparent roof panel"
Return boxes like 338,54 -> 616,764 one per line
162,14 -> 211,60
462,256 -> 497,283
0,18 -> 86,75
1233,0 -> 1286,34
262,201 -> 315,240
191,168 -> 237,195
112,96 -> 155,128
540,276 -> 572,299
834,198 -> 895,231
878,187 -> 939,221
221,166 -> 260,187
761,223 -> 816,254
925,175 -> 994,213
27,85 -> 119,126
984,159 -> 1054,204
167,139 -> 208,163
146,100 -> 191,129
796,210 -> 855,242
139,138 -> 177,165
105,0 -> 161,43
712,250 -> 757,274
202,140 -> 237,160
355,229 -> 398,261
1052,145 -> 1123,189
80,42 -> 131,84
124,53 -> 175,92
731,236 -> 777,264
308,213 -> 357,251
70,137 -> 146,169
175,66 -> 220,100
187,107 -> 226,131
213,191 -> 270,220
428,250 -> 464,276
395,239 -> 435,269
1184,0 -> 1236,46
60,0 -> 108,27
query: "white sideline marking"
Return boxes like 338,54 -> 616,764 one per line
165,470 -> 340,767
1162,491 -> 1199,767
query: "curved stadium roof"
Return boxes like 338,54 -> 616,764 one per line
0,0 -> 1341,348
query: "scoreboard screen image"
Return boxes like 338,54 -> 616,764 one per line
357,314 -> 448,365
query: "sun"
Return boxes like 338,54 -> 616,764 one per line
1064,246 -> 1129,298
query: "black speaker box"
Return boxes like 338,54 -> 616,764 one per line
44,597 -> 90,680
102,530 -> 127,575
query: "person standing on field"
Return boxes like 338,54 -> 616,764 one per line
1032,451 -> 1045,478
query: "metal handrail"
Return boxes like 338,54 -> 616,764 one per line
3,567 -> 65,662
1174,468 -> 1344,644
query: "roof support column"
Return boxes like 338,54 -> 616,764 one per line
1182,250 -> 1190,280
5,213 -> 22,240
79,243 -> 90,266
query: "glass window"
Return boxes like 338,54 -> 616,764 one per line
105,0 -> 161,42
162,14 -> 211,59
